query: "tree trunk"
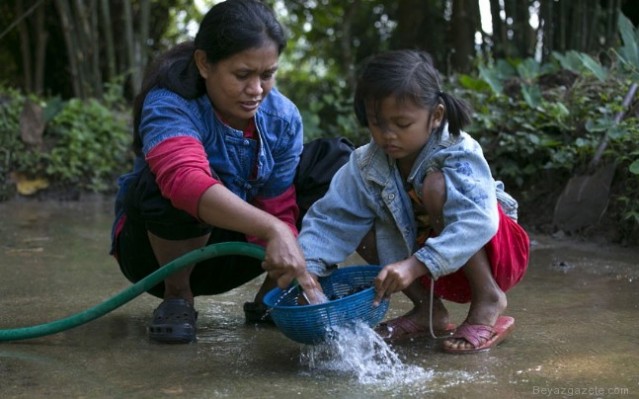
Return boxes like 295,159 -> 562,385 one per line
339,0 -> 358,88
33,1 -> 48,94
450,0 -> 480,72
100,0 -> 117,82
489,0 -> 507,58
139,0 -> 150,81
90,0 -> 103,97
392,0 -> 426,50
73,0 -> 95,97
55,0 -> 84,98
558,0 -> 567,52
16,0 -> 33,92
122,0 -> 140,95
391,0 -> 446,72
539,0 -> 553,61
516,0 -> 535,58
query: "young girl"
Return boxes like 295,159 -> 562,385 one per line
297,50 -> 530,353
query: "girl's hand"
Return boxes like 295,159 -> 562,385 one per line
373,256 -> 429,306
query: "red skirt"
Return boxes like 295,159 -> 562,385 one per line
420,205 -> 530,304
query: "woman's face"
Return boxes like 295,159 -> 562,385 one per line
195,41 -> 279,130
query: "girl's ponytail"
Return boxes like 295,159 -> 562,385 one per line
438,91 -> 472,136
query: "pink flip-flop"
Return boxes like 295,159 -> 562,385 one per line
375,316 -> 456,342
443,315 -> 515,354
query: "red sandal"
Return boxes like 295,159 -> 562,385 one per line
443,315 -> 515,354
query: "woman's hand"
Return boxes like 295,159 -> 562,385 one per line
373,256 -> 429,306
260,224 -> 307,287
261,226 -> 327,304
295,272 -> 327,305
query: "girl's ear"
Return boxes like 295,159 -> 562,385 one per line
194,49 -> 209,79
431,104 -> 445,130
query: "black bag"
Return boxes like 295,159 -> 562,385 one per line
295,137 -> 355,227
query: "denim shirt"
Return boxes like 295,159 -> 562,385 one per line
298,125 -> 519,280
112,86 -> 303,242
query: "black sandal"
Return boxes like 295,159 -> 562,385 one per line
148,299 -> 198,343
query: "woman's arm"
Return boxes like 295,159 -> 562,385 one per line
147,136 -> 315,292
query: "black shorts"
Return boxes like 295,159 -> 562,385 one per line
115,137 -> 354,298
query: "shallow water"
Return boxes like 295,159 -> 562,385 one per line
0,196 -> 637,398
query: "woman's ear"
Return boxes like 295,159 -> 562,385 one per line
194,49 -> 209,79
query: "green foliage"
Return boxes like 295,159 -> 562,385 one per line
46,98 -> 131,192
0,84 -> 132,196
457,13 -> 639,240
0,86 -> 26,200
615,13 -> 639,79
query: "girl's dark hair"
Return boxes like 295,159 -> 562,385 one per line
132,0 -> 287,154
353,49 -> 472,137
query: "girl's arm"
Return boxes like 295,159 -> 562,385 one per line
298,152 -> 376,276
414,144 -> 499,279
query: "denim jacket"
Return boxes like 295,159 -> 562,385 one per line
112,87 -> 303,241
298,125 -> 519,280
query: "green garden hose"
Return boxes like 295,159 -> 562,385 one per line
0,241 -> 265,342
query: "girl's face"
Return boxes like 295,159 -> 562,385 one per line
367,95 -> 444,167
195,42 -> 279,130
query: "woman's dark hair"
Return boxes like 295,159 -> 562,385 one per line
353,49 -> 472,137
132,0 -> 287,154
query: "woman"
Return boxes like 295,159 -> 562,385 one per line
110,0 -> 351,344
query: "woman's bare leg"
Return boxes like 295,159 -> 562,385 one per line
147,232 -> 210,305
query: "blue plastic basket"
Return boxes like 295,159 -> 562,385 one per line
262,265 -> 389,345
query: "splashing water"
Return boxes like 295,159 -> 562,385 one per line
299,321 -> 433,386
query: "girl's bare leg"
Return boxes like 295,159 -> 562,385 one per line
441,249 -> 507,351
397,279 -> 451,329
423,171 -> 508,350
378,171 -> 451,335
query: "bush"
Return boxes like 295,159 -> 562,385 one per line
0,85 -> 132,197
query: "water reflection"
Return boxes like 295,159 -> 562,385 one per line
0,198 -> 637,398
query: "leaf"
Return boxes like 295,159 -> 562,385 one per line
516,58 -> 541,81
552,51 -> 582,73
585,118 -> 611,133
576,53 -> 608,81
458,74 -> 491,91
10,172 -> 50,196
629,160 -> 639,175
618,13 -> 639,68
521,84 -> 542,108
478,65 -> 503,94
607,124 -> 626,140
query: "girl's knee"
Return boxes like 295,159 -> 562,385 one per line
422,171 -> 446,228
